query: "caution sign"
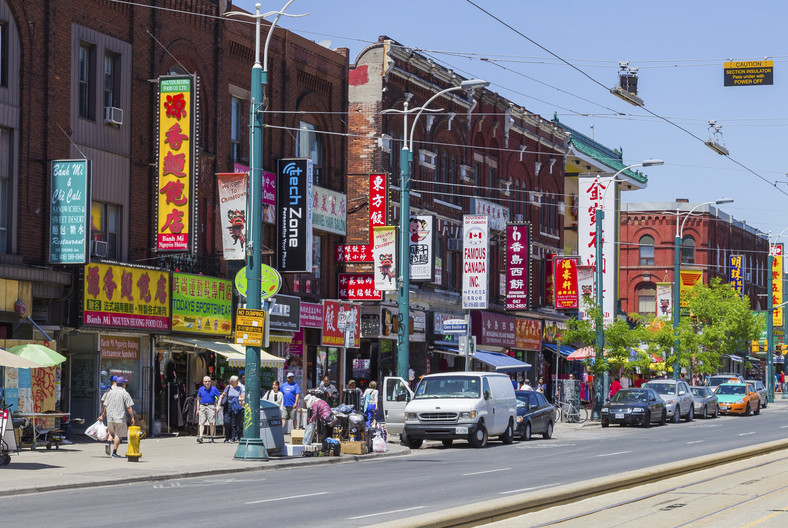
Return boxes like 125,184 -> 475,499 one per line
724,60 -> 773,86
235,308 -> 266,346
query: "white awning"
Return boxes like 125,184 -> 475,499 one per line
159,336 -> 285,368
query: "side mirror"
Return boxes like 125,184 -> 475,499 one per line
679,390 -> 686,396
650,397 -> 656,402
484,390 -> 491,400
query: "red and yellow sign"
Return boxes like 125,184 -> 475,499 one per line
83,263 -> 170,330
679,270 -> 703,308
157,75 -> 195,252
554,257 -> 579,310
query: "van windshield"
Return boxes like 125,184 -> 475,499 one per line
414,376 -> 481,399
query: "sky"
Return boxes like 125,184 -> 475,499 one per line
236,0 -> 788,237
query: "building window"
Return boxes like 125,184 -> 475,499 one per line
103,52 -> 120,110
0,127 -> 10,252
639,235 -> 655,266
91,202 -> 120,260
638,285 -> 656,314
681,236 -> 695,264
297,121 -> 323,185
79,43 -> 96,120
0,22 -> 7,88
231,97 -> 243,164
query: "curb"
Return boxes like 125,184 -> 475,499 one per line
367,437 -> 788,528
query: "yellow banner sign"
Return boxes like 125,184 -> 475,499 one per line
679,270 -> 703,308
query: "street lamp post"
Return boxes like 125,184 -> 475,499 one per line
391,79 -> 488,378
766,228 -> 788,403
672,198 -> 733,381
225,1 -> 306,461
595,159 -> 663,411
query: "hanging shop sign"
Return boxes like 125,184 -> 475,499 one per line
554,256 -> 579,310
372,226 -> 397,292
469,197 -> 510,231
233,264 -> 282,299
462,215 -> 489,310
277,158 -> 313,273
728,254 -> 744,298
470,311 -> 516,347
505,222 -> 531,310
216,172 -> 247,260
656,283 -> 673,318
261,169 -> 277,224
679,269 -> 703,308
300,302 -> 323,328
335,174 -> 388,263
49,159 -> 91,264
322,300 -> 360,347
409,215 -> 434,281
156,75 -> 197,253
269,294 -> 301,332
515,318 -> 542,351
578,176 -> 615,324
338,273 -> 382,301
171,272 -> 232,336
312,186 -> 347,235
83,263 -> 170,330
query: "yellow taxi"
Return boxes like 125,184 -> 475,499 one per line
714,382 -> 761,415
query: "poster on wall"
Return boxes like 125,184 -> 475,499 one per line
409,215 -> 434,281
505,222 -> 530,310
171,272 -> 232,335
156,75 -> 197,253
216,172 -> 247,260
277,158 -> 313,273
554,257 -> 579,310
49,159 -> 91,264
372,226 -> 397,292
462,215 -> 489,310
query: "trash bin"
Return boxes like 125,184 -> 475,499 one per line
259,399 -> 284,454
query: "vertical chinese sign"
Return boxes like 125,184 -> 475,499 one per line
277,158 -> 314,273
157,75 -> 197,253
728,254 -> 744,298
773,244 -> 784,328
578,176 -> 615,323
554,256 -> 579,310
50,159 -> 91,264
335,174 -> 388,263
462,215 -> 489,310
216,172 -> 247,260
505,222 -> 531,310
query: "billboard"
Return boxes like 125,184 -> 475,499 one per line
277,158 -> 313,273
171,273 -> 232,335
50,159 -> 91,264
578,176 -> 616,324
505,223 -> 530,310
462,215 -> 489,310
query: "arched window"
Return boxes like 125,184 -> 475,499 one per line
638,284 -> 656,315
681,236 -> 696,264
639,235 -> 655,266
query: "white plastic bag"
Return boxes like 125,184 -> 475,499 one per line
86,420 -> 108,441
372,432 -> 386,453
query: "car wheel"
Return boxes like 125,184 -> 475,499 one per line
672,409 -> 681,424
744,402 -> 751,416
762,399 -> 767,409
601,420 -> 609,428
686,405 -> 694,422
469,423 -> 488,448
642,411 -> 651,427
754,402 -> 761,415
542,421 -> 554,439
713,405 -> 719,418
701,406 -> 707,419
407,437 -> 423,449
441,439 -> 453,448
659,409 -> 667,426
501,420 -> 514,445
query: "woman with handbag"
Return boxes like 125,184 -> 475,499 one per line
263,380 -> 285,418
217,375 -> 245,443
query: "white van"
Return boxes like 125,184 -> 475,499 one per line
382,372 -> 517,449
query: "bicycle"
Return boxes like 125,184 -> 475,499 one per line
555,399 -> 588,424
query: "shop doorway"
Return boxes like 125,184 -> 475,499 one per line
69,353 -> 99,431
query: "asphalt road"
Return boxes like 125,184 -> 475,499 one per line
3,404 -> 787,527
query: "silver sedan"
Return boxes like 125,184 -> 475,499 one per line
690,386 -> 718,419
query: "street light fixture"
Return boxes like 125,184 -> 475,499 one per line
392,78 -> 489,378
594,159 -> 663,410
224,1 -> 307,461
766,227 -> 788,403
672,198 -> 733,381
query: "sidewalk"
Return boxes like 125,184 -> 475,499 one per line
0,433 -> 409,497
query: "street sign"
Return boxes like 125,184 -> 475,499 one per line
443,319 -> 468,334
235,308 -> 266,346
724,60 -> 773,87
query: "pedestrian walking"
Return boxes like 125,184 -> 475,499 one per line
263,380 -> 285,417
609,376 -> 622,398
97,376 -> 134,458
195,376 -> 220,443
281,372 -> 301,428
363,381 -> 379,428
217,375 -> 244,443
536,377 -> 546,394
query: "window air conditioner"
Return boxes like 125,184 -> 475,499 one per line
91,240 -> 109,258
447,238 -> 462,252
104,106 -> 124,126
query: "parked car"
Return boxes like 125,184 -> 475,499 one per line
515,390 -> 555,440
382,372 -> 517,449
644,379 -> 694,423
600,388 -> 667,427
715,382 -> 761,415
745,379 -> 767,408
706,373 -> 745,391
690,386 -> 719,419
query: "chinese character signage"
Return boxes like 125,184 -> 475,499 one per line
462,215 -> 489,310
217,172 -> 247,260
409,215 -> 434,281
372,226 -> 397,292
729,254 -> 744,298
157,75 -> 196,253
679,270 -> 703,307
277,158 -> 313,273
515,318 -> 542,351
505,223 -> 530,310
578,176 -> 615,323
322,300 -> 360,347
83,263 -> 170,330
773,250 -> 784,328
339,273 -> 382,301
469,197 -> 510,231
656,282 -> 672,318
171,273 -> 232,335
470,311 -> 515,347
312,186 -> 347,235
335,174 -> 387,263
554,256 -> 579,310
50,159 -> 91,264
300,302 -> 323,328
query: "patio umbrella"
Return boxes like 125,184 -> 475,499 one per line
0,348 -> 45,369
567,346 -> 597,360
6,344 -> 66,367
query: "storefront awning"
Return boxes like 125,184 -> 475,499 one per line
269,332 -> 294,343
542,343 -> 575,357
432,346 -> 461,357
472,350 -> 531,372
159,336 -> 285,368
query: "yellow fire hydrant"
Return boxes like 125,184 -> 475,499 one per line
125,426 -> 144,462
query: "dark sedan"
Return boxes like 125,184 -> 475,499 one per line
601,388 -> 667,427
514,390 -> 555,440
690,386 -> 719,418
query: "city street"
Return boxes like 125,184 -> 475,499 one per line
2,401 -> 787,527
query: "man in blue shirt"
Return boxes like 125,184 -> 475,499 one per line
196,376 -> 221,443
281,372 -> 301,426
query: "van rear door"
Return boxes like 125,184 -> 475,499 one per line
382,377 -> 413,434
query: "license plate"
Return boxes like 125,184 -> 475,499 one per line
615,413 -> 625,419
456,426 -> 469,435
719,406 -> 727,410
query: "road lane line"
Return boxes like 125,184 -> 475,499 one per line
597,451 -> 631,457
739,432 -> 756,436
780,425 -> 788,429
501,483 -> 561,495
686,440 -> 704,444
348,506 -> 425,519
246,491 -> 328,504
463,467 -> 511,476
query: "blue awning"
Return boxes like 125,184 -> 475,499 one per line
472,350 -> 531,372
542,343 -> 575,357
